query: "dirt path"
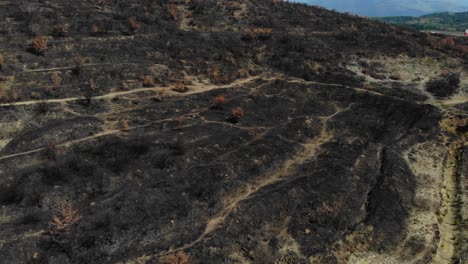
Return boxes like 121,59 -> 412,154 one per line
0,129 -> 121,161
440,96 -> 468,106
0,75 -> 263,107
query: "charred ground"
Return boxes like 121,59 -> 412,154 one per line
0,1 -> 467,264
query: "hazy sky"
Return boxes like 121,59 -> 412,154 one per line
296,0 -> 468,16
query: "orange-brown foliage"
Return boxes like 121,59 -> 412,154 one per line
167,4 -> 179,20
49,201 -> 81,233
31,36 -> 48,54
214,95 -> 226,104
318,201 -> 342,216
161,251 -> 191,264
231,107 -> 245,119
51,72 -> 62,87
243,28 -> 273,41
143,75 -> 155,87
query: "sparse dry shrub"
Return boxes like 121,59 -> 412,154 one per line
209,65 -> 221,83
307,62 -> 323,75
167,4 -> 179,20
127,18 -> 141,31
54,23 -> 69,37
456,45 -> 468,54
51,72 -> 62,87
441,37 -> 455,48
90,24 -> 100,35
48,200 -> 81,233
242,28 -> 272,41
1,89 -> 18,103
161,251 -> 191,264
429,36 -> 456,50
214,95 -> 226,104
231,107 -> 244,119
0,84 -> 5,101
176,116 -> 184,129
172,83 -> 189,93
318,201 -> 342,216
46,140 -> 62,160
121,120 -> 130,131
31,36 -> 48,55
72,55 -> 86,75
143,75 -> 155,87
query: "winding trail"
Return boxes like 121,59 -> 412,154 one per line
0,75 -> 263,107
0,75 -> 393,108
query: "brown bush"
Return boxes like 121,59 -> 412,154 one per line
318,201 -> 342,216
51,72 -> 62,87
167,4 -> 179,20
90,24 -> 101,35
72,55 -> 86,75
143,75 -> 155,87
46,140 -> 64,160
231,107 -> 244,119
214,95 -> 226,104
242,28 -> 272,41
0,85 -> 5,101
1,88 -> 18,103
429,36 -> 456,50
127,18 -> 141,31
48,200 -> 81,233
0,53 -> 4,66
54,23 -> 69,37
209,65 -> 221,84
31,36 -> 48,55
172,83 -> 189,93
161,251 -> 191,264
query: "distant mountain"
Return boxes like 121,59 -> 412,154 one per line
377,11 -> 468,31
298,0 -> 468,17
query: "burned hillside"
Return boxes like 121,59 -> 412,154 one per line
0,0 -> 467,263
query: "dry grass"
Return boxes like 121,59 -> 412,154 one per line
31,36 -> 48,55
160,251 -> 191,264
51,72 -> 62,87
243,28 -> 273,41
143,75 -> 155,87
48,200 -> 81,233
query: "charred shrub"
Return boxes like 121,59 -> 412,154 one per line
152,148 -> 171,169
87,137 -> 152,173
0,181 -> 19,205
426,73 -> 460,97
40,164 -> 67,185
